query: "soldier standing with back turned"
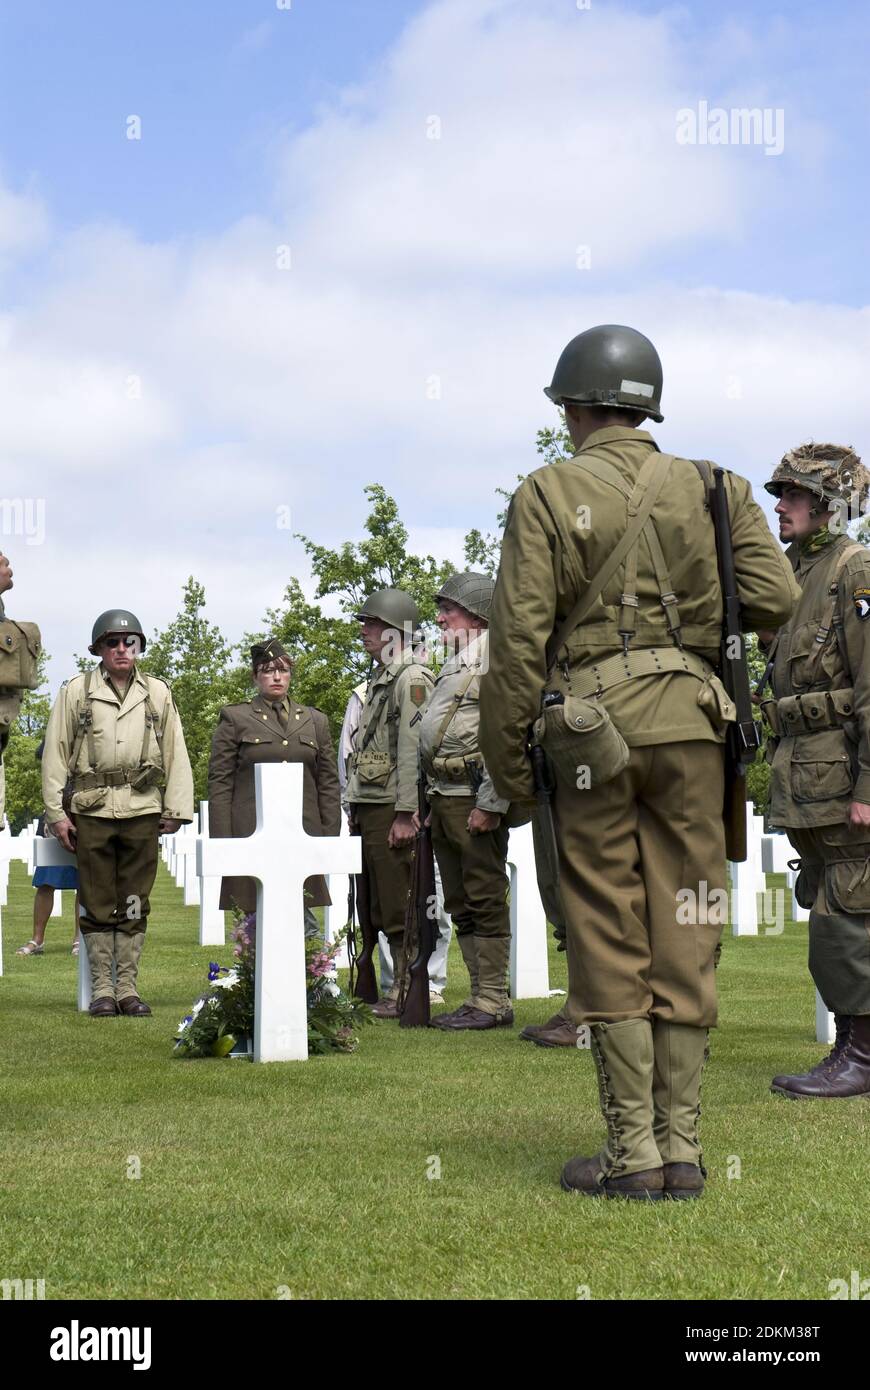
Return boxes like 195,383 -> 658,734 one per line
480,325 -> 797,1200
761,445 -> 870,1099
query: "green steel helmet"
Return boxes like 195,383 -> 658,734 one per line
355,588 -> 421,630
544,324 -> 664,423
435,571 -> 495,622
88,609 -> 146,655
764,442 -> 870,513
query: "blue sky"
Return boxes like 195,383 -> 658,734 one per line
1,0 -> 869,683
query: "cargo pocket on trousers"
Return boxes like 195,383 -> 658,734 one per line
790,730 -> 853,804
825,859 -> 870,913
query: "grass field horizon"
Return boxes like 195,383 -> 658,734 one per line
1,860 -> 868,1301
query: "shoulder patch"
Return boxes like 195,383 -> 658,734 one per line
853,587 -> 870,621
409,682 -> 427,706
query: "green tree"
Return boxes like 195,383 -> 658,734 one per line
4,648 -> 52,831
140,578 -> 248,801
258,485 -> 459,739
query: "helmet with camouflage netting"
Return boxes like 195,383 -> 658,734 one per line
434,572 -> 495,622
764,442 -> 870,515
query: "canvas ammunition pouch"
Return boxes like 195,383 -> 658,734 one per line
532,691 -> 630,789
0,618 -> 41,691
431,751 -> 483,782
762,688 -> 856,739
353,749 -> 392,785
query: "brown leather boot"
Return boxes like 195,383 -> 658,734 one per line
118,995 -> 152,1017
561,1154 -> 665,1200
371,997 -> 400,1019
521,1013 -> 580,1048
771,1015 -> 870,1098
770,1015 -> 850,1096
662,1162 -> 705,1200
89,996 -> 119,1017
433,1004 -> 514,1030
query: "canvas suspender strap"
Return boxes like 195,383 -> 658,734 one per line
359,685 -> 391,752
590,453 -> 685,648
67,668 -> 97,778
545,450 -> 675,673
804,543 -> 864,687
431,668 -> 478,756
139,683 -> 167,768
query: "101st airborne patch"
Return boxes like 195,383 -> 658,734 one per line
854,587 -> 870,620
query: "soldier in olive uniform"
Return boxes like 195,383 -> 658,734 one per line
42,610 -> 194,1016
347,589 -> 434,1019
208,638 -> 341,926
761,445 -> 870,1098
421,572 -> 515,1030
480,326 -> 797,1200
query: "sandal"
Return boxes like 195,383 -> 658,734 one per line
16,940 -> 44,956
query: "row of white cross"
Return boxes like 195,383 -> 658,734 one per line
0,767 -> 835,1057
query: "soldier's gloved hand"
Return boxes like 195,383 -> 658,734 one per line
388,812 -> 416,848
468,808 -> 501,835
50,817 -> 77,852
848,800 -> 870,830
0,553 -> 13,594
159,816 -> 182,834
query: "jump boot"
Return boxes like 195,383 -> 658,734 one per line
771,1016 -> 870,1098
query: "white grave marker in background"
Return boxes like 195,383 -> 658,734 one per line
197,802 -> 226,946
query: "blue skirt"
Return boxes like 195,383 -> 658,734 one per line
32,866 -> 79,890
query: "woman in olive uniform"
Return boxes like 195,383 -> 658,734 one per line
207,639 -> 341,928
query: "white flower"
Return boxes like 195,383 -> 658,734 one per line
191,999 -> 205,1017
324,981 -> 340,998
212,972 -> 239,990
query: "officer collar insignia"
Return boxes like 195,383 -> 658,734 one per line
853,587 -> 870,621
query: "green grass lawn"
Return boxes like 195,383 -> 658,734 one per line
1,861 -> 868,1301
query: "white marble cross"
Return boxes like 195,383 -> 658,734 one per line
507,821 -> 564,1001
196,802 -> 226,946
198,762 -> 361,1062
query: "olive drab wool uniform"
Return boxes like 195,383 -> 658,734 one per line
419,630 -> 511,1014
347,650 -> 434,991
42,664 -> 193,1002
480,426 -> 798,1029
766,533 -> 870,1015
207,694 -> 341,914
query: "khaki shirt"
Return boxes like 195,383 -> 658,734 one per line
347,650 -> 433,811
480,426 -> 798,799
42,663 -> 194,825
768,534 -> 870,827
419,631 -> 508,814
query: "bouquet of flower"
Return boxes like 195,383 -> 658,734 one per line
174,913 -> 371,1058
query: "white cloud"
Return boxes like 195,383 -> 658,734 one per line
0,0 -> 863,692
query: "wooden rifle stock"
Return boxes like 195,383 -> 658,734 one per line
399,778 -> 437,1029
709,467 -> 761,863
349,824 -> 379,1004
